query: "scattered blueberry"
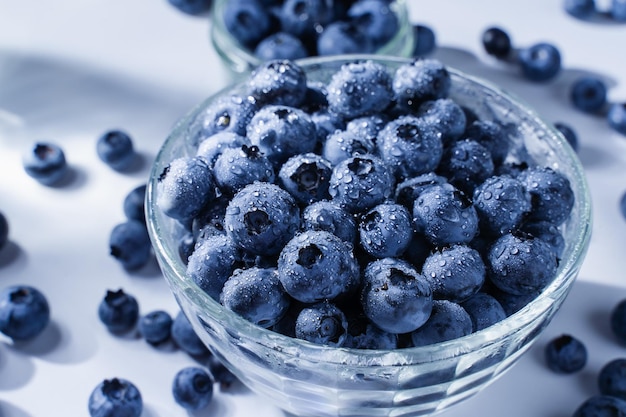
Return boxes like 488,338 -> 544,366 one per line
0,211 -> 8,251
172,366 -> 214,411
481,26 -> 513,59
0,285 -> 50,340
412,24 -> 436,56
295,301 -> 348,347
564,0 -> 597,19
608,103 -> 626,136
96,129 -> 136,171
555,121 -> 580,152
22,141 -> 69,186
545,334 -> 587,373
109,220 -> 152,271
598,358 -> 626,400
570,76 -> 607,113
88,377 -> 142,417
171,311 -> 210,357
167,0 -> 212,15
518,42 -> 562,82
98,289 -> 139,334
138,310 -> 173,345
123,184 -> 147,224
572,395 -> 626,417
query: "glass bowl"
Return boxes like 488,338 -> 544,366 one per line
209,0 -> 415,74
146,55 -> 592,417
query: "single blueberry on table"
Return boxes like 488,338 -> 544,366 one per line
295,301 -> 348,347
138,310 -> 173,345
608,103 -> 626,136
392,58 -> 451,111
0,285 -> 50,340
564,0 -> 597,19
573,395 -> 626,417
518,42 -> 562,82
358,202 -> 413,259
301,200 -> 357,244
213,144 -> 276,195
412,24 -> 436,56
278,152 -> 333,205
187,234 -> 239,301
167,0 -> 212,15
0,211 -> 8,251
347,0 -> 399,49
171,311 -> 210,357
88,377 -> 142,417
254,32 -> 308,61
247,59 -> 308,108
410,300 -> 473,347
598,358 -> 626,400
109,220 -> 152,271
98,289 -> 139,334
123,184 -> 146,224
22,141 -> 69,186
554,121 -> 579,152
481,26 -> 513,59
223,0 -> 272,48
96,129 -> 136,171
172,366 -> 214,411
545,334 -> 587,373
460,292 -> 506,332
570,76 -> 608,113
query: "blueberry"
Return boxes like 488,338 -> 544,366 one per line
196,131 -> 250,167
278,153 -> 332,205
22,141 -> 69,186
521,220 -> 566,258
88,377 -> 142,417
598,358 -> 626,400
481,26 -> 512,59
98,289 -> 139,334
412,24 -> 436,56
518,42 -> 562,82
213,145 -> 275,195
472,175 -> 531,236
344,323 -> 398,350
0,211 -> 9,251
247,60 -> 308,107
361,258 -> 433,334
393,59 -> 451,111
138,310 -> 173,345
612,0 -> 626,21
621,191 -> 626,221
422,245 -> 486,303
223,0 -> 272,47
460,292 -> 506,331
518,166 -> 575,225
359,203 -> 413,259
545,334 -> 587,373
156,156 -> 216,223
123,184 -> 146,224
572,395 -> 626,417
571,76 -> 607,113
0,285 -> 50,340
178,232 -> 196,265
254,32 -> 308,61
279,0 -> 333,39
410,300 -> 473,347
295,301 -> 348,347
608,103 -> 626,136
172,366 -> 214,411
377,115 -> 444,180
167,0 -> 212,15
96,129 -> 136,171
328,154 -> 395,213
438,139 -> 494,195
412,183 -> 479,246
564,0 -> 596,19
611,299 -> 626,345
171,311 -> 210,357
322,128 -> 376,166
347,0 -> 399,48
487,232 -> 558,296
207,355 -> 239,389
326,60 -> 394,119
221,267 -> 291,328
196,94 -> 258,141
109,220 -> 152,271
488,286 -> 541,316
277,230 -> 360,303
394,172 -> 448,210
344,114 -> 388,144
554,121 -> 579,152
187,234 -> 240,301
317,21 -> 373,55
246,105 -> 318,165
418,98 -> 467,145
301,200 -> 357,244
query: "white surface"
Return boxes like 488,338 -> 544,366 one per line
0,1 -> 625,416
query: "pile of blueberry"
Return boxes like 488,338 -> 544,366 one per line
155,57 -> 576,350
222,0 -> 402,60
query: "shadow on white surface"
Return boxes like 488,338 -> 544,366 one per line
0,241 -> 24,269
0,400 -> 32,417
0,344 -> 35,390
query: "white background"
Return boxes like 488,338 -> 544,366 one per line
0,1 -> 626,416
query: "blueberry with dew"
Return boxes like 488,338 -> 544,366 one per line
295,302 -> 348,347
98,289 -> 139,334
196,131 -> 250,168
171,311 -> 210,357
123,184 -> 147,224
392,58 -> 451,111
322,128 -> 377,166
358,202 -> 413,259
221,267 -> 291,328
172,366 -> 214,411
343,323 -> 398,350
0,285 -> 50,340
96,129 -> 136,171
518,42 -> 562,82
460,292 -> 507,331
481,26 -> 513,59
22,141 -> 69,186
521,219 -> 566,258
410,300 -> 473,347
570,76 -> 607,113
437,139 -> 495,195
88,377 -> 142,417
138,310 -> 173,345
417,98 -> 467,145
278,153 -> 333,205
518,166 -> 575,226
196,95 -> 258,142
247,59 -> 308,107
361,258 -> 433,334
109,220 -> 152,271
464,119 -> 511,166
277,230 -> 360,303
394,172 -> 448,210
213,145 -> 275,195
545,334 -> 587,373
301,200 -> 357,244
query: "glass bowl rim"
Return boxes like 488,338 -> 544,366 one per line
146,54 -> 593,366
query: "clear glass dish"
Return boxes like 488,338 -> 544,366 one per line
209,0 -> 415,74
146,55 -> 592,417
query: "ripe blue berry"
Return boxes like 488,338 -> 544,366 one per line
187,234 -> 239,301
138,310 -> 173,345
109,220 -> 152,271
196,132 -> 250,167
0,211 -> 8,251
295,301 -> 348,347
570,76 -> 607,113
473,175 -> 531,236
518,166 -> 575,225
123,184 -> 146,224
608,103 -> 626,136
254,32 -> 308,61
611,299 -> 626,345
207,355 -> 239,389
545,334 -> 587,373
394,172 -> 448,209
460,292 -> 506,331
0,285 -> 50,340
555,121 -> 579,152
482,26 -> 512,59
518,42 -> 562,82
521,220 -> 566,258
612,0 -> 626,21
417,98 -> 467,145
223,0 -> 271,47
598,358 -> 626,400
322,128 -> 376,166
344,323 -> 398,350
358,202 -> 413,258
167,0 -> 212,15
196,94 -> 258,140
412,24 -> 436,56
410,300 -> 473,347
23,141 -> 69,186
438,139 -> 494,195
393,58 -> 451,111
171,311 -> 210,357
213,145 -> 275,195
98,289 -> 139,334
301,200 -> 357,244
172,367 -> 214,410
464,120 -> 510,166
88,377 -> 142,417
247,60 -> 308,107
572,395 -> 626,417
279,0 -> 333,39
347,0 -> 399,49
278,153 -> 332,205
96,129 -> 136,171
317,21 -> 373,55
564,0 -> 596,19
